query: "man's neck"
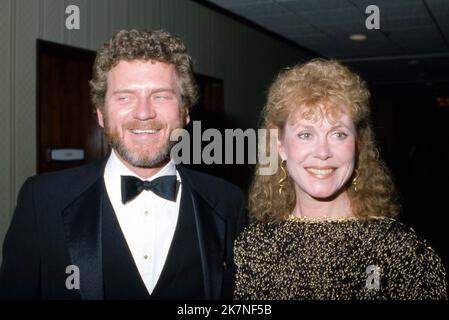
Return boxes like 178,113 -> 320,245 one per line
113,150 -> 169,180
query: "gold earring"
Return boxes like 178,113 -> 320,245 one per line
352,169 -> 359,192
278,160 -> 288,195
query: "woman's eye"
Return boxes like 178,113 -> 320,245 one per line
297,132 -> 312,139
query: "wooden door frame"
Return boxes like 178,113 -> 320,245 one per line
36,39 -> 98,173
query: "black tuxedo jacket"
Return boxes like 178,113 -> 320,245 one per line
0,159 -> 246,299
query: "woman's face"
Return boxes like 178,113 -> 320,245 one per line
278,106 -> 357,200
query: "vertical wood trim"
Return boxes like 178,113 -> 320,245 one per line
63,0 -> 68,44
107,0 -> 111,38
9,0 -> 16,215
124,0 -> 129,30
143,0 -> 146,28
124,0 -> 128,30
85,0 -> 90,48
38,0 -> 43,38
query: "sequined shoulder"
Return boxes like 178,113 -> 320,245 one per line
367,218 -> 442,258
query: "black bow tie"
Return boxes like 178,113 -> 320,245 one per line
121,175 -> 177,204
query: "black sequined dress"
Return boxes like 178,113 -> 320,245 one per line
234,217 -> 447,300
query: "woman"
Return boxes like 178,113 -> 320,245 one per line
234,59 -> 447,300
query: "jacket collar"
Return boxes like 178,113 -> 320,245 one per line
61,159 -> 107,299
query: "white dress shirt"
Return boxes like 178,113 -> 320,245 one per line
103,150 -> 181,294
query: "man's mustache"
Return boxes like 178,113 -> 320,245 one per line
123,120 -> 165,130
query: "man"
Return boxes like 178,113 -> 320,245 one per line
0,30 -> 246,299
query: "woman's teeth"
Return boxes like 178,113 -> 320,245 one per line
306,168 -> 335,175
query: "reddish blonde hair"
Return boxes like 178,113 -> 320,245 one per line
250,59 -> 400,223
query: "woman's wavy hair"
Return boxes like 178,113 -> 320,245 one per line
89,29 -> 198,111
250,58 -> 400,223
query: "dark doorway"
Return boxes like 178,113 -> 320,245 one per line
37,39 -> 108,173
185,74 -> 253,192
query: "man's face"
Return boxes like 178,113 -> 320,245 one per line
97,60 -> 189,168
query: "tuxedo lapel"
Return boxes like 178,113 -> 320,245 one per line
61,177 -> 104,300
178,167 -> 226,300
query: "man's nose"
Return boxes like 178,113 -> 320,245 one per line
132,98 -> 156,120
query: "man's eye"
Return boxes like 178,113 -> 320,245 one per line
334,132 -> 348,139
154,94 -> 174,101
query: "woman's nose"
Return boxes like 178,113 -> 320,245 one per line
313,138 -> 332,160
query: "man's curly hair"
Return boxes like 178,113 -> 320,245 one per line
89,29 -> 198,111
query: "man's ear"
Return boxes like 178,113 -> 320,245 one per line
96,107 -> 105,128
184,107 -> 190,125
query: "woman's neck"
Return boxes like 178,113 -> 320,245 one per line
292,191 -> 353,219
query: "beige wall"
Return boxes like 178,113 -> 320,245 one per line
0,0 -> 310,257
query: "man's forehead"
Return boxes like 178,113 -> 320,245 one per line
106,60 -> 176,83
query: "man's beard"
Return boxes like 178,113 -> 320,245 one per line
103,115 -> 183,169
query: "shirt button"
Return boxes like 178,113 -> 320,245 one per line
144,255 -> 149,260
144,210 -> 149,215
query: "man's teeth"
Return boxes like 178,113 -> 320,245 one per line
131,129 -> 159,134
307,168 -> 334,175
